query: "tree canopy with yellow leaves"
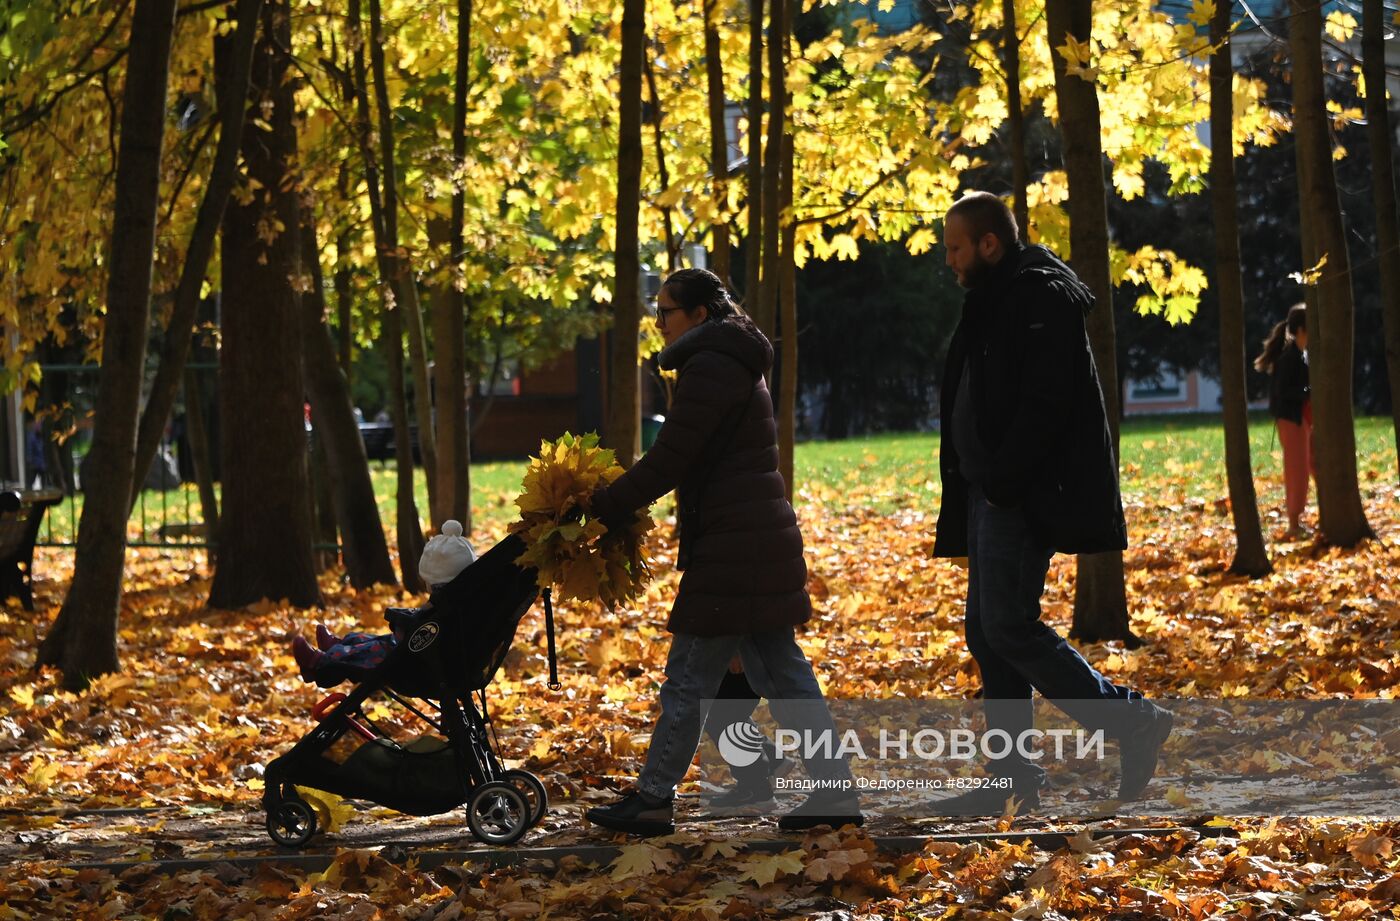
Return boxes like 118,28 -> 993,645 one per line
1,0 -> 1291,384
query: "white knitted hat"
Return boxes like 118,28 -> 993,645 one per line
418,520 -> 477,587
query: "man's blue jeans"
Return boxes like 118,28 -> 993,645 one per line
965,485 -> 1147,783
636,627 -> 852,801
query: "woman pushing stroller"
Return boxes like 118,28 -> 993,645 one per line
584,268 -> 861,836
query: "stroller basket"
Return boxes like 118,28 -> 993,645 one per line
261,533 -> 556,848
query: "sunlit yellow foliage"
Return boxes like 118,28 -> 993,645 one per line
0,0 -> 1331,390
1112,245 -> 1209,325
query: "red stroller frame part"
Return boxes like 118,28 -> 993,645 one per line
260,534 -> 556,848
311,693 -> 375,741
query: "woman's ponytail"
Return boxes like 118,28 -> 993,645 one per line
1254,303 -> 1306,373
1254,320 -> 1288,373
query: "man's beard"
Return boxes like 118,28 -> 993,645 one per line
958,252 -> 995,289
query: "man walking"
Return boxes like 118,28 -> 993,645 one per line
932,191 -> 1172,814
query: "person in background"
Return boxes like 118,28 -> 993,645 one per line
24,420 -> 47,489
1254,304 -> 1312,540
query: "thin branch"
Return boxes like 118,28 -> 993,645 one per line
99,67 -> 119,169
794,163 -> 911,227
162,117 -> 218,225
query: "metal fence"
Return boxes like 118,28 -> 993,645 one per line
24,363 -> 218,548
23,363 -> 334,552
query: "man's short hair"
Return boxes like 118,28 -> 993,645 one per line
946,192 -> 1019,249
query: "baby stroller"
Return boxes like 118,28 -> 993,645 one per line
261,533 -> 559,848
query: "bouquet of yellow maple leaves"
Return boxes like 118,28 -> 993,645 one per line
509,432 -> 653,609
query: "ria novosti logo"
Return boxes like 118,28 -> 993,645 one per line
720,722 -> 1107,765
717,721 -> 768,767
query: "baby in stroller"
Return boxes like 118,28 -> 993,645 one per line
289,521 -> 476,686
263,529 -> 556,849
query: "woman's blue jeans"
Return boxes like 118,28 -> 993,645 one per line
636,627 -> 852,801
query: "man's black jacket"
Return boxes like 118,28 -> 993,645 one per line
932,243 -> 1127,558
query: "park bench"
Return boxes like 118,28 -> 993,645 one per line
357,422 -> 418,464
358,423 -> 396,463
0,488 -> 63,611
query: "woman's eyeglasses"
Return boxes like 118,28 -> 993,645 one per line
653,304 -> 685,324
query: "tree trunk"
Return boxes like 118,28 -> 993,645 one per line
130,0 -> 263,516
208,0 -> 321,610
744,0 -> 764,308
644,45 -> 680,272
438,0 -> 473,530
1289,0 -> 1374,546
429,217 -> 470,528
182,367 -> 219,544
310,426 -> 338,572
333,241 -> 354,381
36,0 -> 179,689
1047,0 -> 1139,647
1002,0 -> 1029,240
1364,0 -> 1400,482
334,156 -> 356,382
778,131 -> 797,500
301,220 -> 398,588
755,0 -> 785,341
368,0 -> 438,518
1210,0 -> 1271,577
607,0 -> 645,467
350,0 -> 424,589
380,286 -> 424,587
704,0 -> 732,287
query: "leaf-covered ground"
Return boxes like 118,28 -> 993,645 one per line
1,426 -> 1398,918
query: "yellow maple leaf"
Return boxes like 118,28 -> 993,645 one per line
1325,10 -> 1358,42
609,843 -> 676,880
1289,253 -> 1328,286
1347,831 -> 1395,867
24,758 -> 60,791
297,786 -> 355,834
1187,0 -> 1215,28
1165,786 -> 1198,809
805,848 -> 872,882
702,839 -> 742,860
1056,34 -> 1099,82
737,850 -> 806,886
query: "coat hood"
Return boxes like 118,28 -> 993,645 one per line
659,313 -> 774,376
1013,243 -> 1096,316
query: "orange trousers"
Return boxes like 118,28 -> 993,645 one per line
1277,401 -> 1314,523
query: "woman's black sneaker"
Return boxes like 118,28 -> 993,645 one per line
703,781 -> 777,816
586,789 -> 675,836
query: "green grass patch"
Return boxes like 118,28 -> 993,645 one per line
35,415 -> 1396,544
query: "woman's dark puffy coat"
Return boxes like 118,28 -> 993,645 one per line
592,315 -> 810,636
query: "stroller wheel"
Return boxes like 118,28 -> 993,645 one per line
267,798 -> 317,848
502,769 -> 548,827
466,781 -> 530,846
